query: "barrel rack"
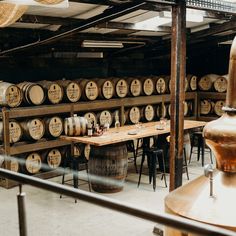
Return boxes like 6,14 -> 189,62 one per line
0,91 -> 197,188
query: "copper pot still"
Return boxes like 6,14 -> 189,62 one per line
203,36 -> 236,173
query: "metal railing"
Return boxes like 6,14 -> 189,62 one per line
1,168 -> 236,236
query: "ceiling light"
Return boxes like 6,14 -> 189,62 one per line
81,40 -> 124,48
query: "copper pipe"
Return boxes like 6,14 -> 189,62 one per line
226,37 -> 236,110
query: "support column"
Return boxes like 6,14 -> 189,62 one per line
169,0 -> 186,191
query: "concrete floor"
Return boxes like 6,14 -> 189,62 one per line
0,150 -> 214,236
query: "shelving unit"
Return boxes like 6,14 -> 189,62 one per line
0,91 -> 197,188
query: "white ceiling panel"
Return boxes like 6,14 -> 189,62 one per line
130,31 -> 169,36
111,10 -> 148,23
73,5 -> 109,19
26,2 -> 101,18
81,27 -> 117,34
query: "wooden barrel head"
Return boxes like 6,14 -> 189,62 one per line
84,112 -> 97,126
66,81 -> 81,102
27,84 -> 45,105
144,105 -> 155,122
188,75 -> 197,91
100,80 -> 114,99
47,116 -> 63,138
214,100 -> 225,116
84,81 -> 99,101
98,110 -> 113,126
9,120 -> 22,143
168,102 -> 188,117
10,157 -> 20,172
0,82 -> 22,107
21,118 -> 45,140
214,76 -> 227,93
156,77 -> 167,94
200,100 -> 213,115
129,79 -> 142,97
47,82 -> 63,104
143,78 -> 154,96
25,152 -> 42,174
115,79 -> 128,98
129,107 -> 140,124
46,148 -> 62,169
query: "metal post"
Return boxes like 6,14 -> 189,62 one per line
17,184 -> 28,236
169,0 -> 186,191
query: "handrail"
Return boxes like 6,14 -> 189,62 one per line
1,168 -> 236,236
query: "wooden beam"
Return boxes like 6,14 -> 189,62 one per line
169,0 -> 186,191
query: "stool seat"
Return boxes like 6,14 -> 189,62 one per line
138,147 -> 167,191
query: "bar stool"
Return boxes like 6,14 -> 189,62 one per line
166,136 -> 189,180
126,140 -> 138,173
189,131 -> 213,166
138,145 -> 167,191
60,146 -> 91,202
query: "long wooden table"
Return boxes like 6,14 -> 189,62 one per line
61,120 -> 206,193
61,120 -> 206,146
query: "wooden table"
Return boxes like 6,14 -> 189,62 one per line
61,120 -> 206,146
61,120 -> 206,193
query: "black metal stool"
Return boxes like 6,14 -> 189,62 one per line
60,146 -> 91,202
126,140 -> 138,173
189,131 -> 213,166
138,146 -> 167,191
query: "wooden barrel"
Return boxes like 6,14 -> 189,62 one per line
168,101 -> 189,117
97,110 -> 113,127
142,77 -> 154,96
79,79 -> 99,101
89,142 -> 128,193
214,100 -> 225,116
1,157 -> 19,172
20,118 -> 45,140
42,148 -> 62,170
57,80 -> 81,102
18,82 -> 45,106
21,152 -> 42,174
64,115 -> 87,136
44,116 -> 63,138
0,120 -> 22,143
125,106 -> 141,124
156,103 -> 167,118
186,74 -> 197,91
198,74 -> 219,91
38,80 -> 64,104
141,105 -> 155,122
113,78 -> 128,98
213,75 -> 228,93
155,76 -> 168,94
126,77 -> 142,97
200,99 -> 214,115
96,79 -> 114,100
0,82 -> 22,107
84,112 -> 97,126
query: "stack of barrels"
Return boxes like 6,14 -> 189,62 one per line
0,75 -> 197,108
198,74 -> 227,117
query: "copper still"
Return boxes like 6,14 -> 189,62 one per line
165,36 -> 236,235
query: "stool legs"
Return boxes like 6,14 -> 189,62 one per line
138,151 -> 146,187
183,147 -> 189,180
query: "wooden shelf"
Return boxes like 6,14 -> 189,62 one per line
197,92 -> 226,100
0,92 -> 197,119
